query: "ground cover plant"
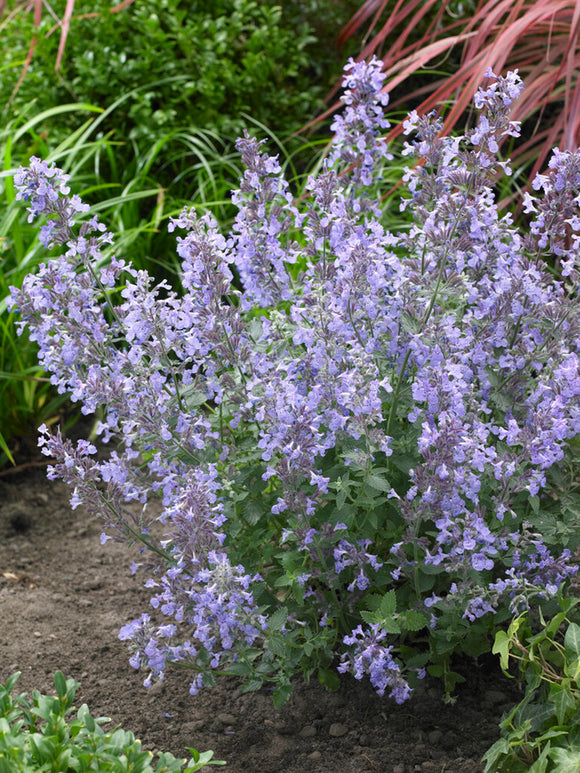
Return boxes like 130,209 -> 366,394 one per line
7,55 -> 580,731
484,596 -> 580,771
0,670 -> 223,772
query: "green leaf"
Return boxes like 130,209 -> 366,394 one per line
380,590 -> 397,617
528,741 -> 550,773
379,618 -> 402,635
240,678 -> 263,693
3,672 -> 20,695
365,473 -> 391,493
54,671 -> 67,699
272,683 -> 292,708
227,662 -> 252,677
360,610 -> 379,626
492,630 -> 511,672
564,622 -> 580,658
403,610 -> 428,631
268,636 -> 288,658
318,669 -> 340,691
268,607 -> 288,632
549,745 -> 580,770
564,657 -> 580,681
243,500 -> 264,525
551,687 -> 576,725
78,704 -> 95,732
184,748 -> 227,771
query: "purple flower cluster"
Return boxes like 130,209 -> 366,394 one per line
123,551 -> 266,693
9,59 -> 580,701
337,623 -> 412,703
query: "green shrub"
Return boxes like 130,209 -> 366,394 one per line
0,670 -> 225,772
484,596 -> 580,772
1,0 -> 328,143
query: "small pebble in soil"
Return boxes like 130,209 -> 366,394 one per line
299,725 -> 317,738
329,722 -> 348,737
148,680 -> 165,695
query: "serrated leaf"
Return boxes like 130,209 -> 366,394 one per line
268,636 -> 288,658
365,473 -> 391,493
227,662 -> 252,677
364,593 -> 384,612
333,505 -> 355,527
183,389 -> 209,408
564,622 -> 580,658
243,500 -> 264,525
240,678 -> 263,693
273,683 -> 292,708
380,590 -> 397,617
390,454 -> 417,474
268,607 -> 288,631
403,610 -> 428,631
360,610 -> 380,626
379,618 -> 401,634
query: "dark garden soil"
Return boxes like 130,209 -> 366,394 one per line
0,462 -> 532,773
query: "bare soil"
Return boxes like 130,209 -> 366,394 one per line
0,463 -> 526,773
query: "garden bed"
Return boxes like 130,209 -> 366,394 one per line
0,466 -> 524,773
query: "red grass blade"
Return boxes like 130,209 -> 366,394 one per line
55,0 -> 76,72
325,0 -> 580,185
110,0 -> 137,13
337,0 -> 388,49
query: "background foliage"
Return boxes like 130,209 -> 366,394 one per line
0,0 -> 362,464
334,0 -> 580,180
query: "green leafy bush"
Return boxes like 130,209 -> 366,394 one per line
1,0 -> 327,143
0,670 -> 225,772
484,596 -> 580,772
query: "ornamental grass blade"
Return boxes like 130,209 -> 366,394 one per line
336,0 -> 387,48
328,0 -> 580,189
55,0 -> 76,72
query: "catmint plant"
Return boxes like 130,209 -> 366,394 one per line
8,57 -> 580,705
